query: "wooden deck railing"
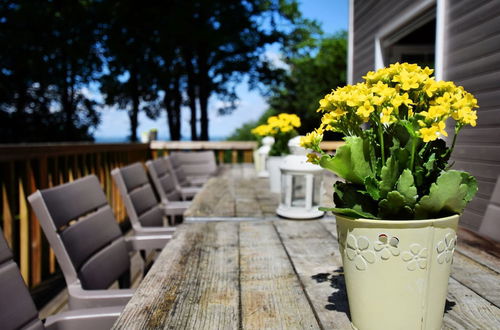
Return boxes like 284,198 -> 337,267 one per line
0,140 -> 342,304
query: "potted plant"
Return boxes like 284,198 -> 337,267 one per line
252,113 -> 301,192
300,63 -> 478,330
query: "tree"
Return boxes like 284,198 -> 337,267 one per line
229,31 -> 348,140
99,0 -> 161,142
0,0 -> 101,142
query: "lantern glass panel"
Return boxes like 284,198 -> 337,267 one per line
292,174 -> 306,207
313,174 -> 322,205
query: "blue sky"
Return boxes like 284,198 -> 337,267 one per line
94,0 -> 348,141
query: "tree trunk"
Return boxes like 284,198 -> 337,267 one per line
185,52 -> 198,141
164,75 -> 181,141
129,72 -> 139,142
198,54 -> 209,141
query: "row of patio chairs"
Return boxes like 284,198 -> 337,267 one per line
0,151 -> 217,330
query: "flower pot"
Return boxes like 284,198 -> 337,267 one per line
336,214 -> 459,330
267,156 -> 284,193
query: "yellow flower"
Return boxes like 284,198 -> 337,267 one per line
356,101 -> 375,122
300,130 -> 323,149
380,107 -> 395,124
251,124 -> 273,137
391,93 -> 413,108
419,126 -> 439,142
418,121 -> 447,142
306,153 -> 321,164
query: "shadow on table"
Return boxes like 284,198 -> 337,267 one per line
312,268 -> 457,319
312,267 -> 351,321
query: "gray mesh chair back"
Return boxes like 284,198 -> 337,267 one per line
0,228 -> 44,330
0,227 -> 123,330
28,175 -> 134,309
113,162 -> 190,227
145,158 -> 182,203
112,163 -> 166,231
167,155 -> 193,187
169,151 -> 217,186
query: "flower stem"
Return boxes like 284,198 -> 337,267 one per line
378,125 -> 385,164
448,125 -> 461,158
410,137 -> 417,171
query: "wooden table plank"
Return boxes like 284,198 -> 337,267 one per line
451,252 -> 500,307
184,164 -> 279,219
112,222 -> 240,329
456,227 -> 500,273
274,220 -> 352,329
443,278 -> 500,329
239,222 -> 321,329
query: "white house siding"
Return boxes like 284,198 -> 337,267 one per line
444,0 -> 500,231
351,0 -> 500,232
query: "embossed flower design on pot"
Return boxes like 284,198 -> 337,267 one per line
437,233 -> 457,264
401,244 -> 428,271
345,234 -> 376,271
374,234 -> 400,260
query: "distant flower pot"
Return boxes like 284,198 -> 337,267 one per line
140,132 -> 149,143
148,129 -> 158,141
336,214 -> 459,330
267,156 -> 284,193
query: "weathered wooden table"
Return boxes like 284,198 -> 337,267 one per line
183,164 -> 281,220
183,163 -> 336,221
113,218 -> 500,329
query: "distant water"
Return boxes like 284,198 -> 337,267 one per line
94,135 -> 228,143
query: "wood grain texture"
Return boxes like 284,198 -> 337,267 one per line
443,278 -> 500,329
239,222 -> 320,329
451,252 -> 500,307
184,164 -> 279,219
112,222 -> 240,329
274,220 -> 352,329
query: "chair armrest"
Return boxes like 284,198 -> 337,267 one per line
67,284 -> 134,309
44,305 -> 123,330
44,306 -> 122,330
133,226 -> 176,236
124,234 -> 172,251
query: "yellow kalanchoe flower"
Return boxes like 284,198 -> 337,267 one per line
300,130 -> 323,150
306,153 -> 321,165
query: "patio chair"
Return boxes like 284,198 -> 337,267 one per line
169,150 -> 218,186
112,162 -> 190,227
0,227 -> 122,330
28,175 -> 171,310
165,156 -> 204,188
146,157 -> 201,201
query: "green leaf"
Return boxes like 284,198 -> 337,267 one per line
378,191 -> 414,219
414,170 -> 478,219
379,145 -> 410,198
379,156 -> 399,198
364,176 -> 380,200
396,169 -> 417,206
332,182 -> 378,218
319,136 -> 374,184
320,207 -> 377,219
423,153 -> 436,173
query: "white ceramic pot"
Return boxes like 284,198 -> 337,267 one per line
336,214 -> 459,330
267,156 -> 284,193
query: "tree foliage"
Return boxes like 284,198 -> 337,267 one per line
0,0 -> 325,143
229,31 -> 347,140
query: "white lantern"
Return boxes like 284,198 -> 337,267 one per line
257,136 -> 274,178
276,137 -> 325,219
